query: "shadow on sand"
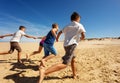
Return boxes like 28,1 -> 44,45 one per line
4,59 -> 73,83
4,72 -> 73,83
4,71 -> 39,83
10,62 -> 39,71
44,75 -> 73,80
4,59 -> 39,83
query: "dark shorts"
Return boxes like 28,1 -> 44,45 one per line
39,40 -> 44,47
39,42 -> 44,47
8,42 -> 22,54
62,44 -> 77,65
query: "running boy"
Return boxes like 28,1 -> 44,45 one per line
40,23 -> 59,67
38,12 -> 86,83
0,26 -> 36,63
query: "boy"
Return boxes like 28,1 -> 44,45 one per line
40,23 -> 59,67
0,26 -> 36,63
38,12 -> 86,83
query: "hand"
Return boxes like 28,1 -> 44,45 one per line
56,38 -> 59,42
80,37 -> 82,40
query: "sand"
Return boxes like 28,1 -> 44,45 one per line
0,39 -> 120,83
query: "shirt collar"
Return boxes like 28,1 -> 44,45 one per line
72,21 -> 79,24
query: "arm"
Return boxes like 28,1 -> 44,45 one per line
0,36 -> 3,38
24,35 -> 36,39
37,36 -> 46,39
37,37 -> 43,39
56,31 -> 62,42
1,34 -> 13,38
80,32 -> 85,40
51,29 -> 58,40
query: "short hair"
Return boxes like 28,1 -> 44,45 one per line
71,12 -> 81,21
52,23 -> 58,28
19,26 -> 26,30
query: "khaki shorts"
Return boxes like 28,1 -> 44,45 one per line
62,44 -> 77,65
9,42 -> 22,54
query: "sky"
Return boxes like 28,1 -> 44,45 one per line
0,0 -> 120,42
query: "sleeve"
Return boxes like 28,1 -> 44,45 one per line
61,26 -> 67,33
21,31 -> 26,36
79,24 -> 86,33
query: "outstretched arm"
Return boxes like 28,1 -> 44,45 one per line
0,34 -> 13,38
80,32 -> 85,40
24,35 -> 36,39
0,36 -> 4,38
37,37 -> 43,39
56,31 -> 62,42
37,36 -> 46,39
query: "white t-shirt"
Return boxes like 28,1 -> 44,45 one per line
62,21 -> 86,47
10,30 -> 26,42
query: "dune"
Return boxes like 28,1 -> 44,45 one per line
0,39 -> 120,83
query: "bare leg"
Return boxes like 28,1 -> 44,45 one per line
71,58 -> 76,79
38,63 -> 67,83
0,51 -> 9,55
45,63 -> 67,75
32,46 -> 43,55
26,46 -> 43,60
40,54 -> 55,67
17,52 -> 22,63
38,66 -> 45,83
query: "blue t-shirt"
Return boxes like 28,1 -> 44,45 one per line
44,30 -> 56,45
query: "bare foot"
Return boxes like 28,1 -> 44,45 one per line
38,66 -> 45,83
73,74 -> 79,79
17,60 -> 23,64
40,59 -> 46,67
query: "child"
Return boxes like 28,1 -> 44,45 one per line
40,23 -> 59,67
26,36 -> 46,61
0,26 -> 36,63
38,12 -> 86,83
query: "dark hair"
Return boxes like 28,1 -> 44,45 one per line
71,12 -> 81,21
19,26 -> 26,30
52,23 -> 58,28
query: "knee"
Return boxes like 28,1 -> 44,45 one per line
57,64 -> 67,69
17,49 -> 22,53
8,51 -> 13,54
18,51 -> 22,54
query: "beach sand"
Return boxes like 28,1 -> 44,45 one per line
0,39 -> 120,83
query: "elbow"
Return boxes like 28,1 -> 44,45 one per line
81,36 -> 85,40
24,35 -> 31,38
81,32 -> 85,40
83,35 -> 85,40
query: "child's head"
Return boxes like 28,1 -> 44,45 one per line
52,23 -> 59,31
19,26 -> 26,32
71,12 -> 81,22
